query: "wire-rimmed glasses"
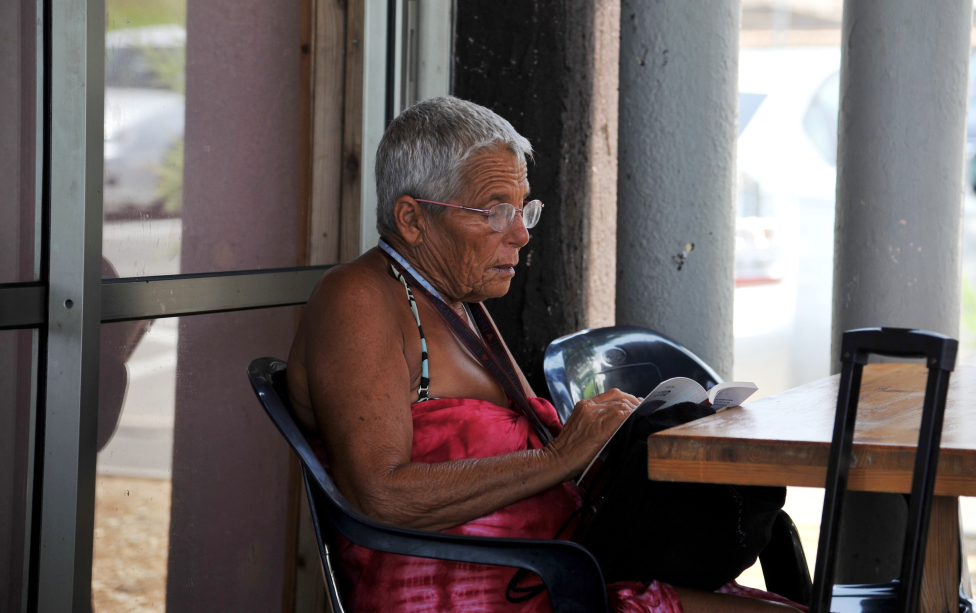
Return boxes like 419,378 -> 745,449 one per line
415,198 -> 544,232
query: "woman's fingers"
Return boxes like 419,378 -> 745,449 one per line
574,391 -> 638,429
549,389 -> 646,476
589,388 -> 642,406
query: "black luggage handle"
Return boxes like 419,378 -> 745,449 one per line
839,327 -> 957,370
810,328 -> 958,613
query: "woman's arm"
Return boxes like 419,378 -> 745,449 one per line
302,266 -> 636,532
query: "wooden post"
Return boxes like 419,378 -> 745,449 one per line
919,496 -> 961,612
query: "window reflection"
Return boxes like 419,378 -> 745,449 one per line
103,2 -> 186,279
104,26 -> 185,219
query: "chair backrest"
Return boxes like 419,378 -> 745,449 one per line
544,325 -> 723,423
247,358 -> 369,528
247,357 -> 357,612
248,357 -> 610,613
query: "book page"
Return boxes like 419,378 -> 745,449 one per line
707,381 -> 758,409
637,377 -> 708,411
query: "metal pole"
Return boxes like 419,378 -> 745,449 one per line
615,0 -> 740,379
35,0 -> 103,607
810,360 -> 863,613
830,0 -> 972,584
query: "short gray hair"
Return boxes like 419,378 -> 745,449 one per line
375,96 -> 533,237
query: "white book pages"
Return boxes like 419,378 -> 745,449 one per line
707,381 -> 758,409
637,377 -> 708,411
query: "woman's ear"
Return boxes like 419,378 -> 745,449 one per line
393,195 -> 427,246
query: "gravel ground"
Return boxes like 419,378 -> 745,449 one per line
92,475 -> 171,613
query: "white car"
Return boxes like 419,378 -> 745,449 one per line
103,25 -> 186,216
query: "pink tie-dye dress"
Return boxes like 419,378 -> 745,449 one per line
321,396 -> 806,613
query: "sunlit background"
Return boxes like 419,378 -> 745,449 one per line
730,0 -> 976,592
90,0 -> 976,609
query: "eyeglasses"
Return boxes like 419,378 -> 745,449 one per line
415,198 -> 544,232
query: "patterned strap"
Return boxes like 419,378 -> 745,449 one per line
390,264 -> 431,402
382,251 -> 554,445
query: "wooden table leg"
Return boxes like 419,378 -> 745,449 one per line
920,496 -> 959,613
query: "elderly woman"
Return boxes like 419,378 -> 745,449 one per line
287,97 -> 804,613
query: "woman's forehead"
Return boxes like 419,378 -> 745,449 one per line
462,151 -> 529,201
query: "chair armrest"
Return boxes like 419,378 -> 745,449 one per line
305,473 -> 609,613
760,509 -> 812,606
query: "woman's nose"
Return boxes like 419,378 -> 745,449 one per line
507,210 -> 531,247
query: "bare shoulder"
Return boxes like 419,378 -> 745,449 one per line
299,250 -> 409,360
287,250 -> 412,419
306,253 -> 399,320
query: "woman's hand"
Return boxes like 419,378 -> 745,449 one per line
546,389 -> 642,479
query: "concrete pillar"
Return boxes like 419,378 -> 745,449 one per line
831,0 -> 971,583
615,1 -> 740,379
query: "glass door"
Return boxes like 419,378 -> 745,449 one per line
0,0 -> 451,608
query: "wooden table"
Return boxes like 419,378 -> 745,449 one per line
647,363 -> 976,612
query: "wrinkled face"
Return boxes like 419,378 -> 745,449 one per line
422,148 -> 531,303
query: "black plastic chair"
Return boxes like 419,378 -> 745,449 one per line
543,325 -> 722,424
248,357 -> 610,613
544,325 -> 813,605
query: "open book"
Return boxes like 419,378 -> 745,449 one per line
577,378 -> 757,491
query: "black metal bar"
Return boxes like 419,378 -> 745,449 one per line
100,265 -> 334,322
810,360 -> 864,613
0,283 -> 46,329
28,0 -> 54,604
385,0 -> 397,125
897,367 -> 953,613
